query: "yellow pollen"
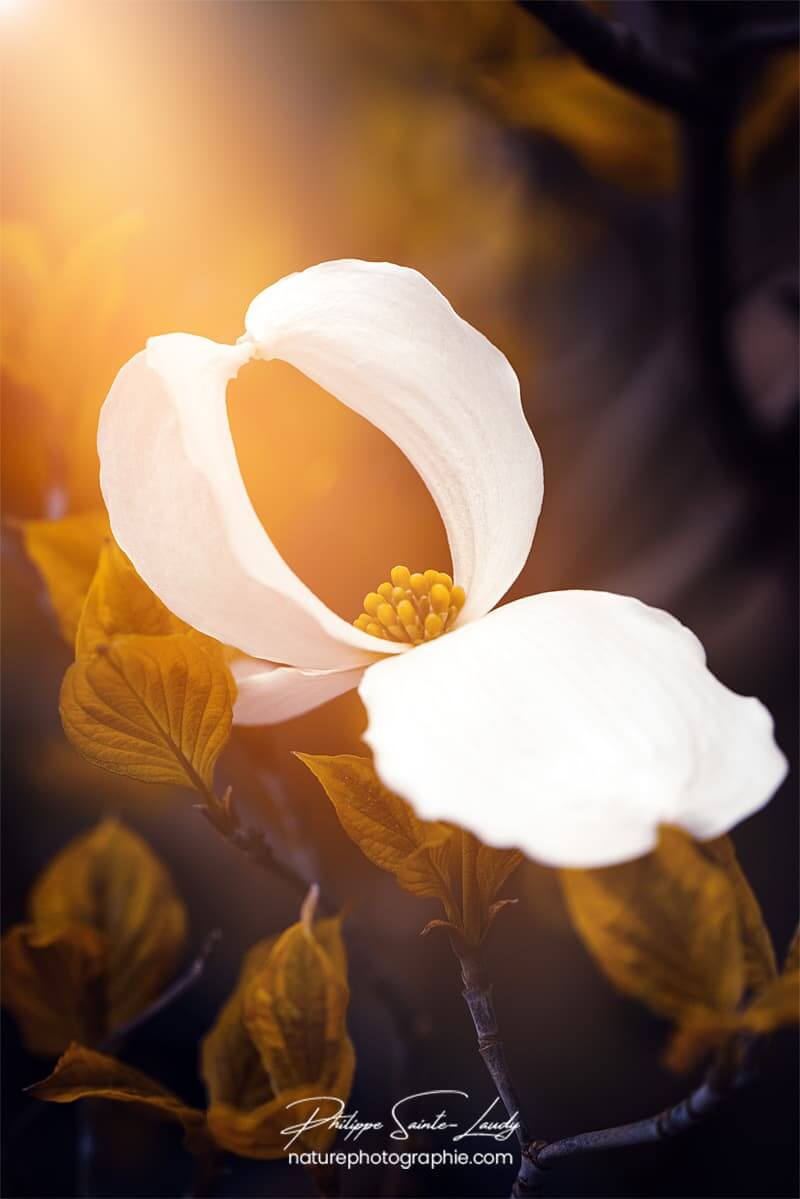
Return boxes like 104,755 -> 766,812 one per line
354,566 -> 466,646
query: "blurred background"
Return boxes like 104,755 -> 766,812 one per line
1,1 -> 797,1196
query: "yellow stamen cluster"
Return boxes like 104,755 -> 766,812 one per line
354,566 -> 466,645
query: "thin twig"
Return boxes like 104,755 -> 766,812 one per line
72,933 -> 222,1195
100,930 -> 222,1052
194,797 -> 423,1048
517,0 -> 699,113
5,930 -> 222,1188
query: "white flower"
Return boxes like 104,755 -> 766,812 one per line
98,260 -> 786,867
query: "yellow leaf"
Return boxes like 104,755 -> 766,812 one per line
243,909 -> 354,1152
743,969 -> 800,1035
296,753 -> 456,907
207,1084 -> 330,1160
1,924 -> 106,1056
60,633 -> 235,791
203,922 -> 351,1158
299,755 -> 520,944
29,819 -> 187,1032
434,830 -> 522,947
27,1044 -> 208,1152
561,827 -> 745,1025
202,939 -> 277,1117
703,835 -> 777,993
76,539 -> 187,659
202,936 -> 288,1159
662,1009 -> 739,1074
666,953 -> 800,1073
20,511 -> 109,644
476,842 -> 523,906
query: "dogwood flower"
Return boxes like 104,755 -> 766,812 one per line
97,260 -> 786,867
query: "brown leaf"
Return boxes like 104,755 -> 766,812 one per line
29,819 -> 187,1032
296,753 -> 456,910
1,924 -> 106,1056
561,826 -> 745,1026
703,835 -> 777,993
27,1044 -> 208,1152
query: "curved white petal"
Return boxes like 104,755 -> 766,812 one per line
360,591 -> 787,868
98,335 -> 397,669
245,260 -> 542,623
231,657 -> 364,725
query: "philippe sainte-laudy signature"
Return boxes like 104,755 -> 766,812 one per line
280,1091 -> 520,1151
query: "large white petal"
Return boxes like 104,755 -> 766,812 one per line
245,260 -> 543,623
98,335 -> 398,669
360,591 -> 787,868
231,657 -> 364,725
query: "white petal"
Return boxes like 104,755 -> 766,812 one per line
98,335 -> 396,669
360,591 -> 787,868
231,657 -> 363,725
245,260 -> 542,622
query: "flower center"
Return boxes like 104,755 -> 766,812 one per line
354,566 -> 466,645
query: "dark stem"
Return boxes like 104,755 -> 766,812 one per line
454,948 -> 542,1196
514,1068 -> 751,1194
520,0 -> 796,495
517,0 -> 699,112
453,939 -> 754,1196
